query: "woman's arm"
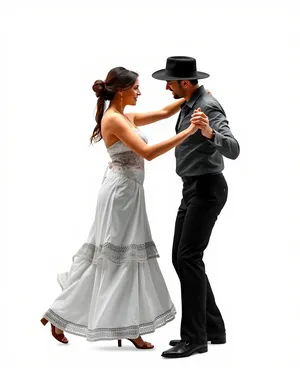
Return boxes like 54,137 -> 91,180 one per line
127,89 -> 212,127
108,113 -> 195,161
126,98 -> 185,127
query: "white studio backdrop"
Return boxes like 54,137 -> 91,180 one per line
2,0 -> 300,374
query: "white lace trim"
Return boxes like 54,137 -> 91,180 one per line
72,241 -> 159,264
110,151 -> 144,170
43,305 -> 176,341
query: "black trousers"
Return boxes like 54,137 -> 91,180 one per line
172,172 -> 228,344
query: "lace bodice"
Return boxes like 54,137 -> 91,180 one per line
105,127 -> 148,184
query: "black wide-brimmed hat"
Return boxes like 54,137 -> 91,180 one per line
152,56 -> 209,80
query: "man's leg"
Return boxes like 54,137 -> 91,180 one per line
206,276 -> 226,336
169,275 -> 226,346
178,175 -> 228,344
206,175 -> 228,336
171,197 -> 186,277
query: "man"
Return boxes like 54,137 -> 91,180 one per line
152,56 -> 240,358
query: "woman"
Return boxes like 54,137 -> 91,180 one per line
40,66 -> 207,349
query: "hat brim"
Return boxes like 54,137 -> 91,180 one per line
152,69 -> 210,80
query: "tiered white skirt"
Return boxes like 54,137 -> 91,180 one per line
43,170 -> 176,341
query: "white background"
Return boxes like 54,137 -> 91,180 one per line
2,0 -> 300,374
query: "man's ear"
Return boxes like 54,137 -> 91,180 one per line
182,80 -> 189,88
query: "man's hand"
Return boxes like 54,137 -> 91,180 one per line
191,108 -> 214,139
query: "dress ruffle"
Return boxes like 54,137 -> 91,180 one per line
44,304 -> 176,342
72,241 -> 159,265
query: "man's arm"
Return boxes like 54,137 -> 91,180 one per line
192,102 -> 240,160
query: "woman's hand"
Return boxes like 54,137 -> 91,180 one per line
187,122 -> 199,135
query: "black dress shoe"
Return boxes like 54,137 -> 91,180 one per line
169,334 -> 226,347
161,340 -> 208,358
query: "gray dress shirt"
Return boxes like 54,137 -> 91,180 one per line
174,85 -> 240,177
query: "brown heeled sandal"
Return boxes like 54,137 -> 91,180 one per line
117,338 -> 154,349
41,317 -> 69,344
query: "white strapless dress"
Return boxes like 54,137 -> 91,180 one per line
43,127 -> 176,341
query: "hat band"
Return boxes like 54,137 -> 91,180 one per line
165,69 -> 197,78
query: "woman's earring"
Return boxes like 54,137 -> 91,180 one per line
120,92 -> 123,107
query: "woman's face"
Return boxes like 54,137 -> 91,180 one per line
122,78 -> 141,106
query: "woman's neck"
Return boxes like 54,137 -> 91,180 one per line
108,99 -> 124,113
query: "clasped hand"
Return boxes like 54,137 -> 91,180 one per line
190,108 -> 213,139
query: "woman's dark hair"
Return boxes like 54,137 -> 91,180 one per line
90,67 -> 138,144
